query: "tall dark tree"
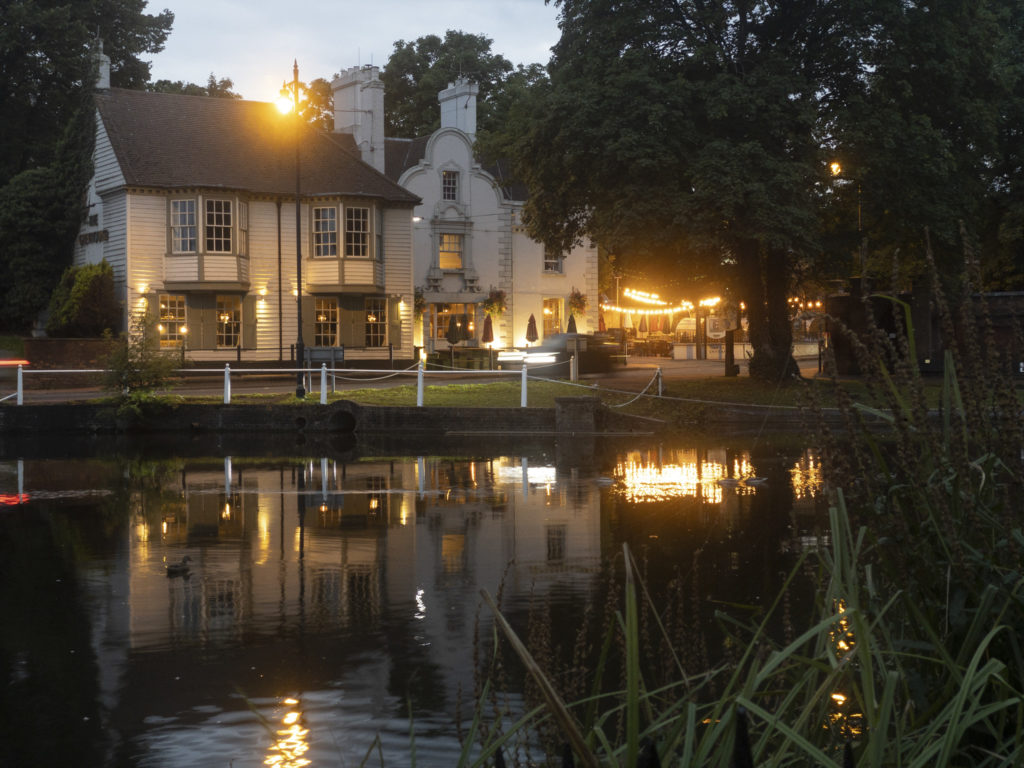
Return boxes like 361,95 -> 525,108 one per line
382,30 -> 515,138
0,0 -> 173,185
827,0 -> 1024,293
491,0 -> 861,380
0,105 -> 94,331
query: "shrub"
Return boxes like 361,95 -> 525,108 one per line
46,260 -> 120,337
102,312 -> 179,395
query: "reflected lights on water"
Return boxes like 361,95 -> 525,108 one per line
264,696 -> 310,767
614,448 -> 754,503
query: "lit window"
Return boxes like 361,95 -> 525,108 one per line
345,207 -> 369,257
543,248 -> 563,273
430,303 -> 475,340
439,233 -> 463,269
158,294 -> 186,348
543,297 -> 562,337
170,200 -> 196,253
315,298 -> 338,346
313,206 -> 338,257
205,199 -> 232,252
216,295 -> 241,347
365,297 -> 386,347
442,170 -> 459,201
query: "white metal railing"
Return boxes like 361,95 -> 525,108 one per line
2,361 -> 565,408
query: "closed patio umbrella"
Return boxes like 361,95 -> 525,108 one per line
481,314 -> 494,344
598,313 -> 606,332
638,314 -> 648,333
566,314 -> 578,334
526,313 -> 539,344
446,314 -> 462,346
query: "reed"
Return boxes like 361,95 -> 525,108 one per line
469,251 -> 1024,766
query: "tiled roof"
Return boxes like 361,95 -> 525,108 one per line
95,88 -> 419,204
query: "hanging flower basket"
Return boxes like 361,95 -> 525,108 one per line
414,288 -> 426,316
568,288 -> 588,317
482,288 -> 507,318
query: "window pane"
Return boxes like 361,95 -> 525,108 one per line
171,200 -> 196,253
543,248 -> 563,273
205,199 -> 233,252
314,206 -> 338,257
216,295 -> 242,347
442,170 -> 458,201
430,303 -> 474,340
543,298 -> 561,337
315,298 -> 338,346
345,207 -> 369,257
158,294 -> 186,348
439,233 -> 463,269
365,297 -> 386,347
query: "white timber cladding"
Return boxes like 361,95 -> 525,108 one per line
92,113 -> 125,194
384,206 -> 415,351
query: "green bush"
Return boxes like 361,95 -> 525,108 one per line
102,312 -> 179,396
46,260 -> 120,337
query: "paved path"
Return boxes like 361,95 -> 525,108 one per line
4,355 -> 822,405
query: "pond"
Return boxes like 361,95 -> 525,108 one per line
0,432 -> 828,767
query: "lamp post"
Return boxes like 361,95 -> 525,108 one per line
830,161 -> 865,274
279,60 -> 306,398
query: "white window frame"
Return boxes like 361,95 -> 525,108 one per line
205,198 -> 233,253
313,205 -> 338,258
442,170 -> 459,201
237,201 -> 248,256
365,297 -> 387,347
439,233 -> 463,270
170,199 -> 197,254
543,248 -> 564,273
315,297 -> 339,346
345,206 -> 370,258
216,295 -> 242,348
158,294 -> 187,348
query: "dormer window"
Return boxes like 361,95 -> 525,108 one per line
442,170 -> 459,201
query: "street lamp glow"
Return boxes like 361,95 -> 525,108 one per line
830,161 -> 842,176
275,92 -> 293,114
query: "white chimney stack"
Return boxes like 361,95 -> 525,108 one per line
331,65 -> 385,173
439,78 -> 478,138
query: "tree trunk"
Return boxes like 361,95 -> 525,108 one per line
736,240 -> 799,381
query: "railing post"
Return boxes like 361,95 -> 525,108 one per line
570,354 -> 578,382
320,364 -> 327,405
16,365 -> 23,405
224,364 -> 231,404
521,363 -> 528,408
657,366 -> 663,397
417,361 -> 424,407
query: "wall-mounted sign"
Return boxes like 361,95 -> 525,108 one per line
78,230 -> 109,246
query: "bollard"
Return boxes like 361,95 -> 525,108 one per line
224,364 -> 231,404
521,363 -> 528,407
320,364 -> 327,405
17,364 -> 23,405
417,361 -> 424,407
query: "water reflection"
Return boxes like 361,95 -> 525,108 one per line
0,438 -> 826,766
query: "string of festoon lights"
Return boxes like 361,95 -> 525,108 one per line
600,288 -> 701,315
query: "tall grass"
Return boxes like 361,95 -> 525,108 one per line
470,251 -> 1024,766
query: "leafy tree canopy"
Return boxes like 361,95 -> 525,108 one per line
382,30 -> 516,138
150,73 -> 242,99
0,0 -> 173,184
